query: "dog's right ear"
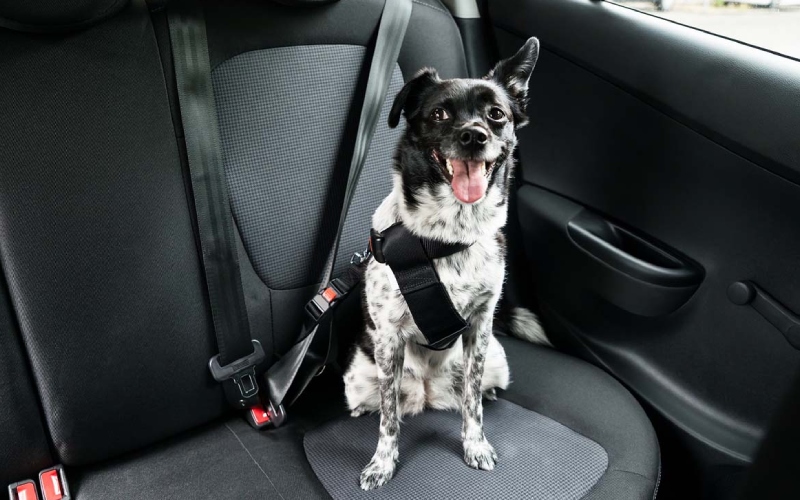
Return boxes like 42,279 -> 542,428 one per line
388,68 -> 440,128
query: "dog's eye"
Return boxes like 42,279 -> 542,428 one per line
430,108 -> 450,122
488,107 -> 506,121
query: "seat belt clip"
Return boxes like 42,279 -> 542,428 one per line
8,480 -> 39,500
245,399 -> 287,430
38,466 -> 70,500
208,340 -> 266,405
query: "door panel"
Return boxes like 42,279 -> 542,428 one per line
486,0 -> 800,477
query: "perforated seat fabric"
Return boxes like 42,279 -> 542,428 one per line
69,337 -> 659,499
305,399 -> 610,500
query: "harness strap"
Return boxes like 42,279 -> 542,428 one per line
371,223 -> 470,350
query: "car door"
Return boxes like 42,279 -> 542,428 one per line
483,0 -> 800,496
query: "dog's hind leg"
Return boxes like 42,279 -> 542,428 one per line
359,327 -> 405,490
461,303 -> 499,471
481,333 -> 510,397
344,347 -> 380,417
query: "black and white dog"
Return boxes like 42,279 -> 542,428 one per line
344,37 -> 546,490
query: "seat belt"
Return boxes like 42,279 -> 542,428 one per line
168,6 -> 264,409
264,0 -> 413,417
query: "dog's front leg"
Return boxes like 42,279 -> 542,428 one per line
359,328 -> 405,490
461,309 -> 498,470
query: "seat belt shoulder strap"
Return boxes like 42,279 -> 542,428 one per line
264,0 -> 413,415
168,6 -> 263,408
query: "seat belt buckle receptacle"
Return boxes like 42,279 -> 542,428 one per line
246,399 -> 287,430
8,480 -> 38,500
38,466 -> 70,500
208,339 -> 265,404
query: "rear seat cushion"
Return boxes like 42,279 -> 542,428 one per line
1,1 -> 661,497
499,336 -> 661,499
70,337 -> 659,500
305,398 -> 609,500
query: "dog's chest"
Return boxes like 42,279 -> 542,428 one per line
434,239 -> 504,316
364,235 -> 504,338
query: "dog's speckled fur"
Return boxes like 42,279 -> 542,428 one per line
344,37 -> 544,490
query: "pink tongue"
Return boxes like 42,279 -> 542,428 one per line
450,159 -> 488,204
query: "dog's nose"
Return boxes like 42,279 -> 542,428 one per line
459,126 -> 488,146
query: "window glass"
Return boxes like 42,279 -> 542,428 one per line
610,0 -> 800,59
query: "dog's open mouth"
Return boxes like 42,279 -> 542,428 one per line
433,151 -> 495,204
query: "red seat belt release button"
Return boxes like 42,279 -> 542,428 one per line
245,399 -> 287,430
7,480 -> 38,500
250,405 -> 272,427
38,466 -> 70,500
321,287 -> 338,303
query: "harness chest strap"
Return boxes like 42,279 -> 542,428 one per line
308,223 -> 471,352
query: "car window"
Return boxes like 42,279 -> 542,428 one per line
607,0 -> 800,59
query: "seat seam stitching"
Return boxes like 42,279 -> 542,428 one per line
411,0 -> 449,15
608,468 -> 658,482
225,423 -> 287,500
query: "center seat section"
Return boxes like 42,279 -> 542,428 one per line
0,0 -> 661,498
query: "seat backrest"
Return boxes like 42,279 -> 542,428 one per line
200,0 -> 468,355
0,0 -> 467,476
0,0 -> 225,468
0,277 -> 53,484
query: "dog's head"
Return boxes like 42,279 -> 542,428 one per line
389,37 -> 539,216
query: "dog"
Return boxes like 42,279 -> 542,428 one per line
343,37 -> 546,491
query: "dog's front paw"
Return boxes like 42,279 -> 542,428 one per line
350,405 -> 368,417
359,455 -> 397,490
464,438 -> 498,471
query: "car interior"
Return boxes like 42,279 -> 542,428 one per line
1,0 -> 798,498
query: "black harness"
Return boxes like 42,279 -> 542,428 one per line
306,223 -> 471,351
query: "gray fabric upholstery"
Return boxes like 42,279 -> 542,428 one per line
498,336 -> 661,499
213,45 -> 402,290
73,417 -> 331,500
205,0 -> 468,82
70,338 -> 658,500
304,399 -> 609,500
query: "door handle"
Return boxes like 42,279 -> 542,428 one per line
728,281 -> 800,350
568,211 -> 701,287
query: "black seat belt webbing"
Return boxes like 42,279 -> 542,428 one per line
168,6 -> 264,408
265,0 -> 413,412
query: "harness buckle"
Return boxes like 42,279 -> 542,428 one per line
305,278 -> 353,323
208,340 -> 265,404
369,228 -> 385,263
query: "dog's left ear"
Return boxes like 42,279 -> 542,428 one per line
389,68 -> 440,128
485,37 -> 540,127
